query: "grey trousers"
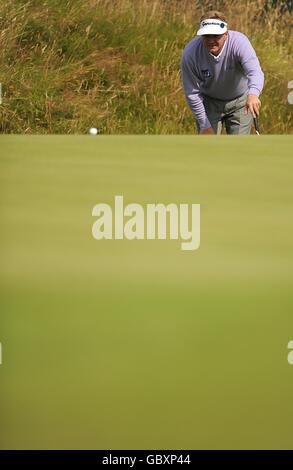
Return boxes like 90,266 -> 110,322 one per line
202,93 -> 253,135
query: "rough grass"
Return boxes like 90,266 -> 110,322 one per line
0,0 -> 292,134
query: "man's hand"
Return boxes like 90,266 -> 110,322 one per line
200,127 -> 215,135
245,94 -> 261,118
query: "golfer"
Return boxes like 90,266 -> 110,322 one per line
181,11 -> 264,134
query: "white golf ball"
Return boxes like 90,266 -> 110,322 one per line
89,127 -> 98,135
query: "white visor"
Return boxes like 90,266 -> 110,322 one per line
197,18 -> 228,36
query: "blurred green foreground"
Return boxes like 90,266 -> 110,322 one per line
0,135 -> 293,449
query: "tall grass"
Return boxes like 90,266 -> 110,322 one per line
0,0 -> 292,134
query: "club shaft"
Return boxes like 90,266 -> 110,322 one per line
253,117 -> 260,135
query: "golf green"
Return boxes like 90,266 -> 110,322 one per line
1,135 -> 293,449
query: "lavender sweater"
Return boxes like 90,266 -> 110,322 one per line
181,31 -> 264,129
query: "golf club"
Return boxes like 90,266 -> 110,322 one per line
253,116 -> 260,135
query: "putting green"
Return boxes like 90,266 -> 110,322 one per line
1,135 -> 293,449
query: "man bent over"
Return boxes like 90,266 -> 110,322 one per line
181,11 -> 264,134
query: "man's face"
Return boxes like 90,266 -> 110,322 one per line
203,32 -> 228,56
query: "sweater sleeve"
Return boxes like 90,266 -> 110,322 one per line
181,52 -> 212,130
236,35 -> 264,97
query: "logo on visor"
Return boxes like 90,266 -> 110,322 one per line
202,21 -> 226,27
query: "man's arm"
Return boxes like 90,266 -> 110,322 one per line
236,35 -> 265,117
181,53 -> 214,133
